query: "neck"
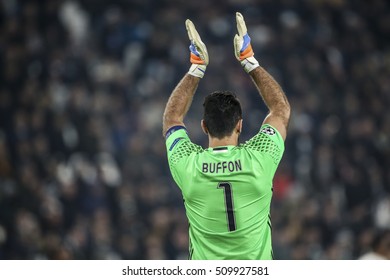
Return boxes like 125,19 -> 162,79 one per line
208,134 -> 239,148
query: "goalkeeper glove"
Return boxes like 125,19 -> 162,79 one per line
186,19 -> 209,78
234,12 -> 259,73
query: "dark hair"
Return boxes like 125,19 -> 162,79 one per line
203,91 -> 242,139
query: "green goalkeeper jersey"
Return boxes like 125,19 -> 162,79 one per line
165,124 -> 284,260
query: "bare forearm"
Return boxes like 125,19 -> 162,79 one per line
162,74 -> 200,136
250,67 -> 290,126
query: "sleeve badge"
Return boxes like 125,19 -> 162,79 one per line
261,127 -> 276,136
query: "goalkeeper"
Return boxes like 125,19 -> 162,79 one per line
163,12 -> 290,260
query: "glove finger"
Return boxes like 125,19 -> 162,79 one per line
186,19 -> 204,45
198,43 -> 209,64
233,34 -> 242,60
185,19 -> 194,41
236,12 -> 247,37
188,21 -> 204,48
186,19 -> 209,65
186,20 -> 202,62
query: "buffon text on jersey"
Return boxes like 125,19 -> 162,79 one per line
202,159 -> 242,173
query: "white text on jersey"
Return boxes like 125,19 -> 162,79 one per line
202,159 -> 242,173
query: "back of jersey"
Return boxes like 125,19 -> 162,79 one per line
166,124 -> 284,260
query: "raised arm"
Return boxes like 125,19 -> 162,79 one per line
234,12 -> 290,140
162,74 -> 200,135
162,19 -> 209,136
249,67 -> 290,140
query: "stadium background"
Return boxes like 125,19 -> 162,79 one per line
0,0 -> 389,259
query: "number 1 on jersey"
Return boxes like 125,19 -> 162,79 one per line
217,182 -> 236,231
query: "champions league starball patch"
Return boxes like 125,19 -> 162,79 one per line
261,127 -> 276,136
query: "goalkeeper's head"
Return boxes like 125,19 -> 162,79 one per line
202,91 -> 243,140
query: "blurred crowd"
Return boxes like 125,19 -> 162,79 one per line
0,0 -> 389,259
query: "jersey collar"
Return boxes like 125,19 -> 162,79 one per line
208,145 -> 236,153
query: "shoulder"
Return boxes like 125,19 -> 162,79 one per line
240,124 -> 284,164
165,126 -> 204,167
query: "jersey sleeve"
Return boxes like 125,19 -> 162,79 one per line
242,124 -> 285,175
165,126 -> 203,188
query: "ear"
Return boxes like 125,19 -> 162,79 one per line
201,119 -> 208,135
236,119 -> 243,134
